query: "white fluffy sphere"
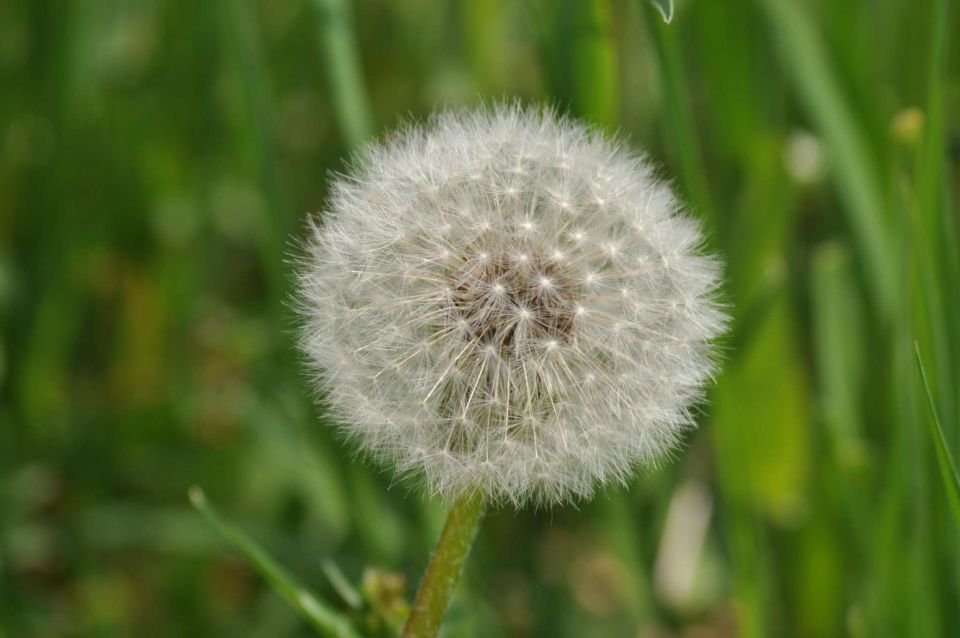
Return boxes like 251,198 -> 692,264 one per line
298,106 -> 725,507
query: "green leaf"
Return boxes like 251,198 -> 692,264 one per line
188,487 -> 364,638
913,343 -> 960,529
649,0 -> 673,23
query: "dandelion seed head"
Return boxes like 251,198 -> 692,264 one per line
298,105 -> 727,507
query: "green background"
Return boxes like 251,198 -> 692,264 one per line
2,0 -> 958,636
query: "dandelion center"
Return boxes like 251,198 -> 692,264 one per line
446,252 -> 577,355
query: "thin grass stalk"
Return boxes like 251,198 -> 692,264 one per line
190,488 -> 363,638
914,343 -> 960,528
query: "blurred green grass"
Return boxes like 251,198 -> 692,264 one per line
1,0 -> 958,636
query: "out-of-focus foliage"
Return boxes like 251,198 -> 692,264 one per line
1,0 -> 957,636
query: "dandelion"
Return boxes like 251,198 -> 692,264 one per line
300,104 -> 724,504
297,105 -> 726,637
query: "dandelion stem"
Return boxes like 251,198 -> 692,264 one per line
401,490 -> 484,638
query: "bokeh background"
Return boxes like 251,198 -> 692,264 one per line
2,0 -> 958,636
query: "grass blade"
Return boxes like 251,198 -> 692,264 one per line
913,342 -> 960,529
648,0 -> 673,23
759,0 -> 897,319
322,559 -> 363,611
568,0 -> 619,128
532,0 -> 619,129
643,1 -> 716,231
219,0 -> 287,309
312,0 -> 375,149
810,243 -> 865,461
188,487 -> 364,638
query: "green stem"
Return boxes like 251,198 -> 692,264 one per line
401,491 -> 485,638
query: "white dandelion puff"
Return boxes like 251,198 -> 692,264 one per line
297,105 -> 727,507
